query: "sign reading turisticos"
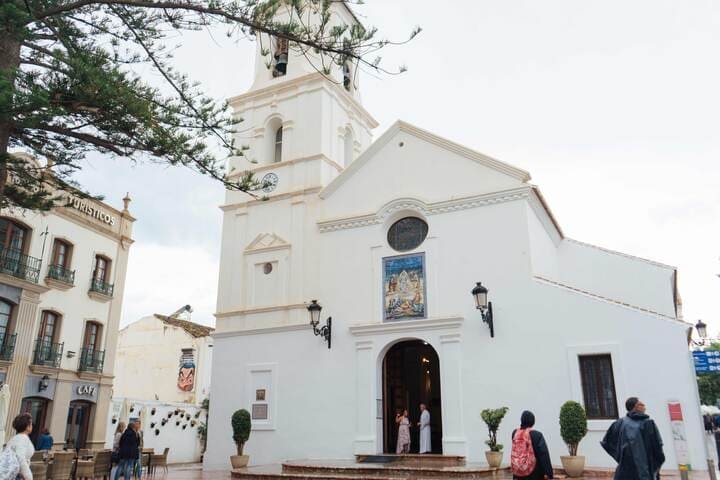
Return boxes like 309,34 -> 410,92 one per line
64,194 -> 117,226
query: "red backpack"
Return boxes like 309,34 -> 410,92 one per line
511,428 -> 537,477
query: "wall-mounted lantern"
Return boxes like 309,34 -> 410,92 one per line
696,319 -> 708,341
471,282 -> 494,338
38,375 -> 50,392
306,300 -> 332,349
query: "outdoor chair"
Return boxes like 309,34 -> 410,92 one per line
31,451 -> 46,462
92,450 -> 112,480
30,461 -> 47,480
75,457 -> 94,480
150,448 -> 169,475
46,451 -> 75,480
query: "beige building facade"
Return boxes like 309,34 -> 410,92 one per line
0,161 -> 134,449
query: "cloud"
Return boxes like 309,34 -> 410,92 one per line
120,243 -> 219,328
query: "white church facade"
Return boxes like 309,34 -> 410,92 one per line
204,2 -> 705,471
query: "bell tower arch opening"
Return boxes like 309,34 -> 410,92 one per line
382,339 -> 443,454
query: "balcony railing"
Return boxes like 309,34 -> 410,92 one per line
0,332 -> 16,361
0,246 -> 41,284
33,339 -> 63,368
89,277 -> 114,297
47,264 -> 75,285
78,347 -> 105,373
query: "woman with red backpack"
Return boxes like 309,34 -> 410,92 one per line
510,411 -> 554,480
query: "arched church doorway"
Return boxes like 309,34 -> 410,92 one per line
382,340 -> 442,454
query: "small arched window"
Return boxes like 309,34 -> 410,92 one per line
0,218 -> 29,252
343,63 -> 352,92
387,217 -> 429,252
0,299 -> 14,354
274,127 -> 283,163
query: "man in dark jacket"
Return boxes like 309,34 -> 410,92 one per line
114,420 -> 141,480
601,397 -> 665,480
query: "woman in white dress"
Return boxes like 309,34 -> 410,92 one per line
395,409 -> 411,454
6,413 -> 35,480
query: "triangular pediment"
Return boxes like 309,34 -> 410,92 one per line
245,233 -> 290,253
319,120 -> 531,219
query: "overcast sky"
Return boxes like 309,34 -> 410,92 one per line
75,0 -> 720,334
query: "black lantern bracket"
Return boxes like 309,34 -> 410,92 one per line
480,302 -> 494,338
307,300 -> 332,349
471,282 -> 494,338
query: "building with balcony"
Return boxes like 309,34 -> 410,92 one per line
0,159 -> 135,449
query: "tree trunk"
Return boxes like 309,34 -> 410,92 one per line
0,26 -> 23,197
236,442 -> 244,456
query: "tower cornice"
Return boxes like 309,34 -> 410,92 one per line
228,72 -> 378,129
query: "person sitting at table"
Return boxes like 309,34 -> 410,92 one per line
36,428 -> 53,451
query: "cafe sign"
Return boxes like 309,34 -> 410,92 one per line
71,382 -> 99,403
64,195 -> 117,226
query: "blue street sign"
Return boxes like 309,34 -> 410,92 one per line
694,351 -> 720,374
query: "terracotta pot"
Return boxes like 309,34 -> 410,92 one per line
230,455 -> 249,469
485,450 -> 503,468
560,455 -> 585,478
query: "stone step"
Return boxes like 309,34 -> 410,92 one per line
355,454 -> 466,467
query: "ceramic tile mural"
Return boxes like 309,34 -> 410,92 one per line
383,253 -> 426,321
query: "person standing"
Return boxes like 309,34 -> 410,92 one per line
114,421 -> 140,480
417,403 -> 431,454
395,409 -> 411,454
35,428 -> 53,451
5,413 -> 35,480
510,411 -> 553,480
601,397 -> 665,480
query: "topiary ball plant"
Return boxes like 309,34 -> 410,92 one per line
231,409 -> 252,456
480,407 -> 509,452
559,401 -> 588,456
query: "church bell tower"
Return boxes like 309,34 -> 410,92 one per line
216,1 -> 377,320
223,2 -> 378,205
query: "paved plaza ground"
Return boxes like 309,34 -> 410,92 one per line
162,463 -> 714,480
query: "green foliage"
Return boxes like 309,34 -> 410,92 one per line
698,374 -> 720,406
197,397 -> 210,453
0,0 -> 419,210
559,401 -> 587,456
480,407 -> 509,452
231,409 -> 251,455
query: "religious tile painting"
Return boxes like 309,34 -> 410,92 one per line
383,253 -> 426,321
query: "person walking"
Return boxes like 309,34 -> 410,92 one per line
35,428 -> 53,451
395,409 -> 411,454
417,403 -> 431,454
5,413 -> 35,480
114,421 -> 141,480
601,397 -> 665,480
510,411 -> 553,480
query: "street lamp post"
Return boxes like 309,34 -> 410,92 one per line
471,282 -> 494,338
306,300 -> 332,349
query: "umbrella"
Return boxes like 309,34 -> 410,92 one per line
0,384 -> 10,446
119,398 -> 130,425
141,404 -> 151,431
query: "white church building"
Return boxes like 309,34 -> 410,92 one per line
204,2 -> 705,471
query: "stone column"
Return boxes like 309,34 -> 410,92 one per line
48,377 -> 72,449
4,290 -> 41,439
354,340 -> 375,454
86,379 -> 113,448
440,333 -> 467,456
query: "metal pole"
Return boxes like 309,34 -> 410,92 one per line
708,458 -> 717,480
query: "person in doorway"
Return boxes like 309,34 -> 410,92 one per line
395,409 -> 411,454
36,428 -> 53,451
510,411 -> 553,480
601,397 -> 665,480
5,413 -> 35,480
115,421 -> 141,480
417,403 -> 431,454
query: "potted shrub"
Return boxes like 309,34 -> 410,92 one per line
230,409 -> 251,469
559,401 -> 588,477
480,407 -> 509,468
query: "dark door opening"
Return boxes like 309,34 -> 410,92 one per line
21,397 -> 50,446
383,340 -> 442,454
65,401 -> 92,450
